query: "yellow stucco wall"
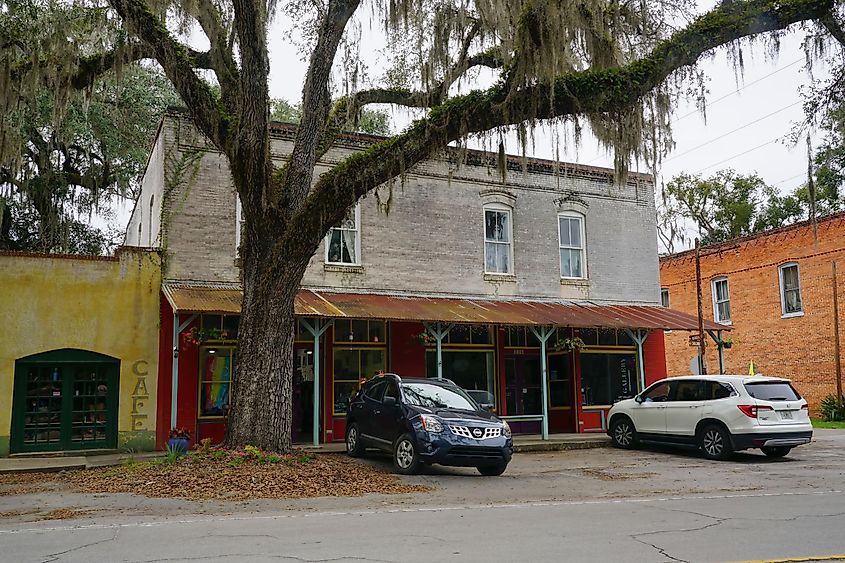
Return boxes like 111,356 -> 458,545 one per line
0,249 -> 161,455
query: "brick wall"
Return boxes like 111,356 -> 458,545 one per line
660,213 -> 845,410
135,115 -> 662,305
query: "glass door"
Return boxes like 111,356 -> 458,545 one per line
504,353 -> 542,434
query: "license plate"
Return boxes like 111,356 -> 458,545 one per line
780,410 -> 793,420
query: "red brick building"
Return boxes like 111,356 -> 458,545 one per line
660,212 -> 845,410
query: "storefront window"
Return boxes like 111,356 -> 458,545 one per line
425,350 -> 496,407
333,320 -> 386,344
580,352 -> 637,406
504,327 -> 544,348
199,347 -> 235,417
548,353 -> 572,408
333,348 -> 386,414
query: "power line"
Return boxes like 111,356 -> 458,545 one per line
673,58 -> 804,123
665,100 -> 802,162
692,136 -> 781,174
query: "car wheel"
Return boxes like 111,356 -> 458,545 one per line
699,424 -> 733,460
610,416 -> 638,449
761,446 -> 792,458
393,434 -> 421,475
345,423 -> 365,457
477,463 -> 508,476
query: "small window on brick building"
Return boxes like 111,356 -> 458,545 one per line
660,288 -> 670,307
326,203 -> 360,265
558,212 -> 586,279
711,277 -> 731,324
779,263 -> 803,317
484,205 -> 513,275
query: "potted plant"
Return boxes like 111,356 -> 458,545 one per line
182,327 -> 230,347
722,338 -> 733,349
168,427 -> 191,454
413,332 -> 437,347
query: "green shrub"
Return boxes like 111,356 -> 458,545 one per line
819,394 -> 845,421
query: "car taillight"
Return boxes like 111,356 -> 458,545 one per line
737,404 -> 774,418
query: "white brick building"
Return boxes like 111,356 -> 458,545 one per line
128,114 -> 715,447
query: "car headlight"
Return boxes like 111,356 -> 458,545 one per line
420,414 -> 444,433
502,420 -> 511,437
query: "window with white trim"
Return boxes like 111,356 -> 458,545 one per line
326,204 -> 360,265
779,262 -> 803,316
660,288 -> 670,307
558,213 -> 586,279
711,277 -> 731,323
484,205 -> 513,274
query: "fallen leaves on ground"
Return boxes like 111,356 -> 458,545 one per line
1,453 -> 430,501
40,508 -> 96,520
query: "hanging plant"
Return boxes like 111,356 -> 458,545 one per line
413,332 -> 437,347
551,336 -> 585,352
183,327 -> 230,346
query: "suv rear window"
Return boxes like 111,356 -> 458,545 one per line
744,381 -> 801,401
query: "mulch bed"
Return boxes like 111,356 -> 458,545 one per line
0,453 -> 429,502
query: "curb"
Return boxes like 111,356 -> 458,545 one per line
513,439 -> 611,453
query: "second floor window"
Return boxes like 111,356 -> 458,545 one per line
484,206 -> 513,274
660,288 -> 670,307
712,277 -> 731,323
779,263 -> 803,316
326,204 -> 360,265
558,213 -> 585,279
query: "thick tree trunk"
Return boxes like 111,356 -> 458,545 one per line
224,241 -> 309,453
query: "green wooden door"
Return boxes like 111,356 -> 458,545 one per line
11,350 -> 119,453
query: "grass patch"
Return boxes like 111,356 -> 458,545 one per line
811,418 -> 845,429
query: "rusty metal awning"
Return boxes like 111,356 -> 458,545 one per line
162,282 -> 729,331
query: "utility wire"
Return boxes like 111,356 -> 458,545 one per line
664,100 -> 802,162
673,58 -> 804,122
692,137 -> 781,174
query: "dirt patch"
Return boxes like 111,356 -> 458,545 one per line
3,453 -> 429,502
579,467 -> 658,481
39,508 -> 97,521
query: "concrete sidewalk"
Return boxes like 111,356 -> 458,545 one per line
0,433 -> 609,473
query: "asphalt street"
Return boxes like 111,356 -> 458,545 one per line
2,429 -> 845,562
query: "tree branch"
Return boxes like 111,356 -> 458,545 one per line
821,11 -> 845,46
108,0 -> 234,154
284,0 -> 834,257
189,0 -> 240,110
284,0 -> 362,209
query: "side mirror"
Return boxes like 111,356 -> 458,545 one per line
634,395 -> 644,404
480,403 -> 495,413
383,396 -> 397,407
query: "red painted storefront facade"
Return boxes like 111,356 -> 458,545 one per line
155,294 -> 668,448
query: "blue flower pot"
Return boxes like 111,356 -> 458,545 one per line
168,437 -> 189,454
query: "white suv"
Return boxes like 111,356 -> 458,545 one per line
607,375 -> 812,460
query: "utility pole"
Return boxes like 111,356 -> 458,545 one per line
696,238 -> 707,374
833,261 -> 842,409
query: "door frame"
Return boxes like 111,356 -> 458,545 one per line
11,349 -> 120,454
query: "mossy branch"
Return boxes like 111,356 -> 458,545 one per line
108,0 -> 236,155
284,0 -> 834,256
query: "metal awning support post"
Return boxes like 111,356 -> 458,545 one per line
301,318 -> 333,447
706,330 -> 726,375
423,322 -> 454,380
624,329 -> 650,393
171,313 -> 198,429
529,326 -> 555,440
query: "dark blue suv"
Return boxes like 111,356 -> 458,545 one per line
346,374 -> 513,475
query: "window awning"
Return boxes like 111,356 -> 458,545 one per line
162,281 -> 729,331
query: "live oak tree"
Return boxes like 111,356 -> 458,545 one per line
0,64 -> 178,253
5,0 -> 844,451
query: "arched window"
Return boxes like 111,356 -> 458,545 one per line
558,212 -> 586,279
711,276 -> 731,323
483,204 -> 513,275
779,262 -> 803,316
